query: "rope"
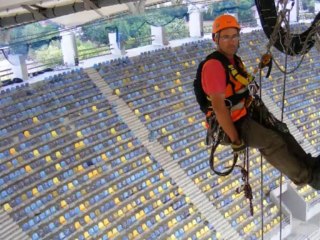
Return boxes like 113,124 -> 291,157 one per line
258,66 -> 264,240
278,5 -> 291,240
261,2 -> 296,238
235,150 -> 253,216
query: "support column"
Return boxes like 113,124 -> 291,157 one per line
254,6 -> 262,27
289,1 -> 298,23
151,26 -> 167,46
8,54 -> 28,80
315,2 -> 320,13
188,4 -> 203,38
108,32 -> 125,56
61,31 -> 78,67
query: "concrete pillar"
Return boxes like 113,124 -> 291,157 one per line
61,31 -> 78,66
254,6 -> 262,27
315,2 -> 320,13
188,4 -> 203,38
289,0 -> 298,23
151,26 -> 167,46
108,32 -> 125,56
8,54 -> 28,80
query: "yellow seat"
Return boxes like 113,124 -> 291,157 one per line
25,165 -> 32,172
59,216 -> 66,224
140,195 -> 146,203
134,109 -> 140,115
84,215 -> 91,223
108,187 -> 114,194
155,214 -> 161,222
45,155 -> 52,163
92,106 -> 98,111
103,218 -> 109,227
68,182 -> 74,190
9,148 -> 16,155
101,153 -> 108,161
161,127 -> 167,134
77,165 -> 84,172
60,200 -> 67,208
56,151 -> 62,158
21,193 -> 27,201
110,127 -> 116,135
98,221 -> 104,230
145,114 -> 151,121
32,116 -> 39,123
188,117 -> 194,123
145,156 -> 151,162
107,230 -> 113,239
163,208 -> 169,216
83,231 -> 90,239
142,223 -> 148,231
52,190 -> 58,198
114,197 -> 120,205
24,130 -> 31,138
176,71 -> 181,76
76,131 -> 83,137
3,203 -> 12,212
74,221 -> 81,229
185,148 -> 191,155
51,130 -> 58,137
132,229 -> 139,238
55,163 -> 62,171
114,89 -> 121,95
79,203 -> 86,212
80,140 -> 85,147
149,190 -> 155,198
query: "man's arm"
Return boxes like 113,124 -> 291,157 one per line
209,92 -> 241,145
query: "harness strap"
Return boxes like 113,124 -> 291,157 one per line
206,88 -> 250,108
209,141 -> 239,176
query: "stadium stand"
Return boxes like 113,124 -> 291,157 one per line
1,27 -> 320,240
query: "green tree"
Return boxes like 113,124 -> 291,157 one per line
302,0 -> 315,11
81,6 -> 188,48
30,40 -> 63,67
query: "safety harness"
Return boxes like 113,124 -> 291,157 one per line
194,50 -> 256,169
194,50 -> 257,214
194,51 -> 285,216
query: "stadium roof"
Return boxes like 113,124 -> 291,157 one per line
0,0 -> 174,29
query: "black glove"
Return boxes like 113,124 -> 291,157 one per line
231,139 -> 246,154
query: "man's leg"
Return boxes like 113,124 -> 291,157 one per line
236,117 -> 312,185
277,131 -> 319,169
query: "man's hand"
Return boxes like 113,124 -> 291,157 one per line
231,139 -> 246,154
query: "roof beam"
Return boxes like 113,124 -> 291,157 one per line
0,0 -> 139,29
21,4 -> 46,21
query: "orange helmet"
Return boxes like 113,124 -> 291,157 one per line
212,14 -> 240,34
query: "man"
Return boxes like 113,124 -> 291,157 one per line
200,14 -> 320,189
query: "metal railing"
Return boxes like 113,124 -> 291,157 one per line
124,35 -> 154,49
78,45 -> 112,61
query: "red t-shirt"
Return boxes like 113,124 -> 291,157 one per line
201,58 -> 235,95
